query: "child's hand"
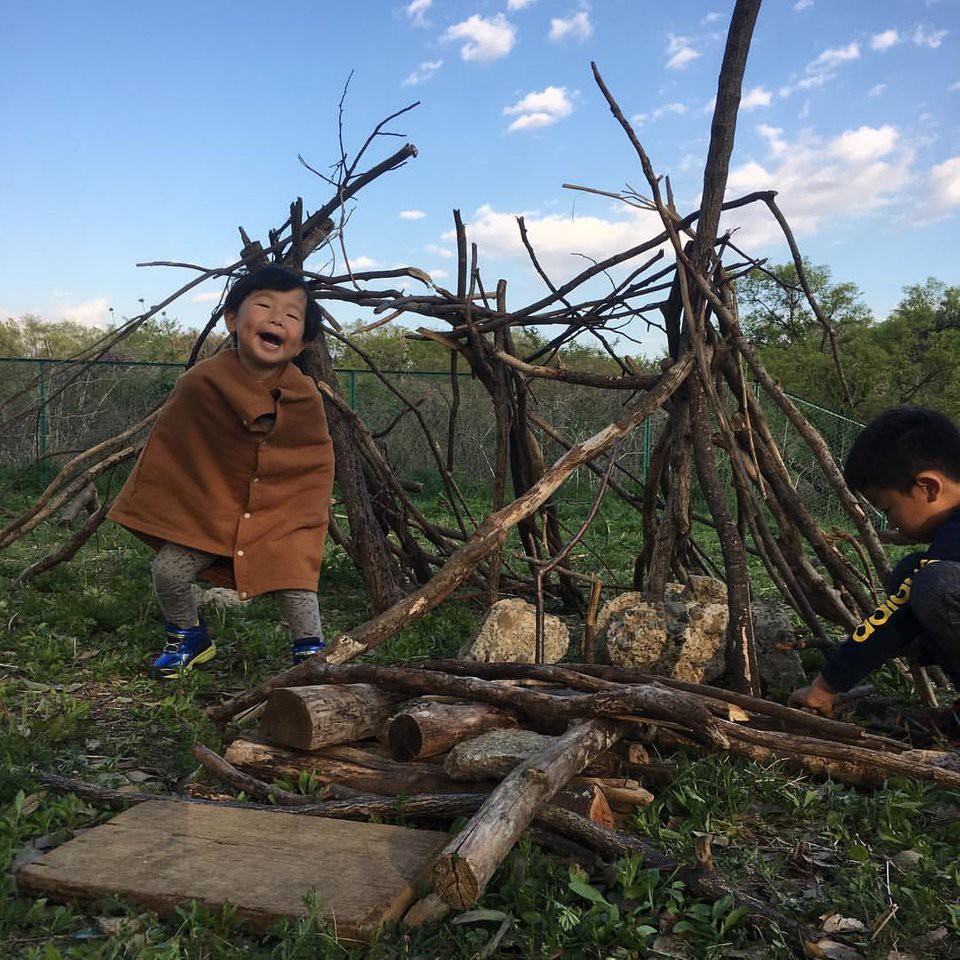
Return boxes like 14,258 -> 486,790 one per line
788,675 -> 837,718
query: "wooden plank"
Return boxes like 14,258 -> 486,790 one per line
17,800 -> 447,941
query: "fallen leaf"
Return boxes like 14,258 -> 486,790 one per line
820,913 -> 866,934
452,909 -> 511,924
20,791 -> 45,817
96,916 -> 143,937
652,935 -> 690,958
804,939 -> 863,960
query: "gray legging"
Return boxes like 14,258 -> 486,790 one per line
152,542 -> 323,642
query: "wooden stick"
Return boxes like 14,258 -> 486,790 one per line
431,719 -> 626,909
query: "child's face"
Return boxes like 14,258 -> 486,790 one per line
865,476 -> 949,542
225,287 -> 307,379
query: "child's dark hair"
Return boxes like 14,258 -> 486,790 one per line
843,405 -> 960,493
224,265 -> 321,342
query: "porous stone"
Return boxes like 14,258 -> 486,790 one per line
597,580 -> 804,691
596,580 -> 728,683
443,728 -> 556,780
457,598 -> 569,664
751,598 -> 804,692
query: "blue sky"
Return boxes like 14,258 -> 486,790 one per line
1,0 -> 958,356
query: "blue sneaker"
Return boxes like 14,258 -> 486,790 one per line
291,637 -> 325,665
151,620 -> 217,679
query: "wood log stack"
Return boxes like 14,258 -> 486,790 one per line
193,658 -> 960,925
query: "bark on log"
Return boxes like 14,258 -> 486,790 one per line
442,727 -> 622,781
431,719 -> 626,909
223,735 -> 496,796
259,684 -> 403,752
386,699 -> 521,762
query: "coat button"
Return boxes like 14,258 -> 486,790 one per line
243,512 -> 251,519
252,477 -> 260,484
236,549 -> 245,557
240,591 -> 248,599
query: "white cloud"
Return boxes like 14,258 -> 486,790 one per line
191,291 -> 223,304
503,86 -> 575,132
871,29 -> 900,51
913,25 -> 947,48
930,156 -> 960,206
425,243 -> 453,258
741,85 -> 772,110
666,34 -> 700,70
58,297 -> 111,328
350,256 -> 379,269
633,101 -> 688,126
950,81 -> 960,92
723,124 -> 914,246
794,0 -> 813,9
507,0 -> 536,8
403,59 -> 442,85
701,12 -> 723,25
757,123 -> 788,155
400,209 -> 426,220
868,83 -> 887,97
831,125 -> 898,163
404,0 -> 432,27
808,42 -> 860,72
443,204 -> 665,280
428,268 -> 450,280
549,11 -> 592,42
780,41 -> 860,97
443,14 -> 516,62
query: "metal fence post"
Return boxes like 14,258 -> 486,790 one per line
348,370 -> 357,410
37,359 -> 49,477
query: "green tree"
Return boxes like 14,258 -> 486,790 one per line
738,261 -> 873,411
848,278 -> 960,419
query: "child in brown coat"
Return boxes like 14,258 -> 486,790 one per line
110,266 -> 335,677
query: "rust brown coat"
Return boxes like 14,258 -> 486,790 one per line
109,349 -> 334,598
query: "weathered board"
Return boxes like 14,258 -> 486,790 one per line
16,801 -> 448,941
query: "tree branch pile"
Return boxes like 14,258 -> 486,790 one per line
0,0 -> 921,693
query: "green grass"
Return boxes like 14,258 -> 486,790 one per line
2,478 -> 959,958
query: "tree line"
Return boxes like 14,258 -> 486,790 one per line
5,266 -> 957,421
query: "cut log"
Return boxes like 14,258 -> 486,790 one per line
259,684 -> 403,752
386,699 -> 521,762
576,776 -> 654,813
431,718 -> 626,909
223,735 -> 495,797
554,782 -> 615,829
442,727 -> 622,781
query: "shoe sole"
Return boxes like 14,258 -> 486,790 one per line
154,643 -> 218,680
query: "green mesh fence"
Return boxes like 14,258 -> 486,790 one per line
0,357 -> 862,526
